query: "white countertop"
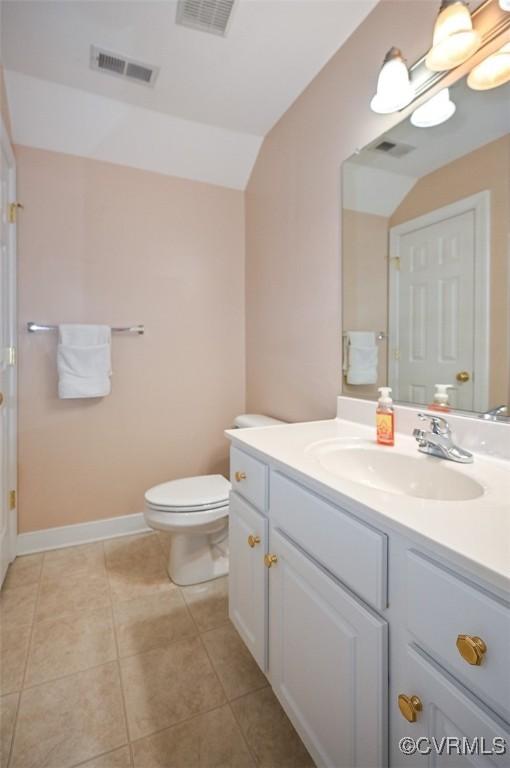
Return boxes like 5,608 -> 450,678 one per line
226,417 -> 510,594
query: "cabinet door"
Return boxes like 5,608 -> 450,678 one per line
391,645 -> 510,767
228,491 -> 268,671
268,528 -> 388,768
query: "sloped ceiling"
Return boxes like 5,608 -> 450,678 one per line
1,0 -> 379,188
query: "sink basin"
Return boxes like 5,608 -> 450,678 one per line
310,441 -> 484,501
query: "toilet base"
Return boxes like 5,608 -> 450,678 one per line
168,526 -> 229,586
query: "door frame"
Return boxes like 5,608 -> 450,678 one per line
388,190 -> 490,411
0,114 -> 17,582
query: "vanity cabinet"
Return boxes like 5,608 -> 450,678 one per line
268,527 -> 387,768
228,444 -> 510,768
392,645 -> 510,767
228,492 -> 268,671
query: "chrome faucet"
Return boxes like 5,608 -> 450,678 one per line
479,405 -> 509,422
413,413 -> 473,464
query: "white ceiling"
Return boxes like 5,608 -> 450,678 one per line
1,0 -> 377,137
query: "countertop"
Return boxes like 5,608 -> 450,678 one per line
226,418 -> 510,595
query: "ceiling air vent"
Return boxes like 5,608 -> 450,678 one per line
90,46 -> 159,87
176,0 -> 236,36
372,140 -> 416,158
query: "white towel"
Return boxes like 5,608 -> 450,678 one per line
57,324 -> 112,399
343,331 -> 378,385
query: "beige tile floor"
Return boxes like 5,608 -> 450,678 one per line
0,532 -> 315,768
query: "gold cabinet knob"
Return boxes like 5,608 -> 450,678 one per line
264,554 -> 278,568
456,635 -> 487,666
398,694 -> 422,723
456,371 -> 470,383
234,471 -> 247,482
247,534 -> 261,548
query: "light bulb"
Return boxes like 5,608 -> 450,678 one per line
499,0 -> 510,10
411,88 -> 456,127
370,47 -> 414,114
426,0 -> 481,72
467,43 -> 510,90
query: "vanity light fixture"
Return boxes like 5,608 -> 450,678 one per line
499,0 -> 510,10
425,0 -> 481,72
370,47 -> 414,114
467,42 -> 510,89
410,88 -> 456,127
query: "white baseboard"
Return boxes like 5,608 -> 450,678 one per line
16,512 -> 151,555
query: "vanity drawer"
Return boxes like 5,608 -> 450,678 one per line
406,550 -> 510,722
230,446 -> 268,512
270,472 -> 387,610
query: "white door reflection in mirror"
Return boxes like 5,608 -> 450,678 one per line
388,192 -> 489,412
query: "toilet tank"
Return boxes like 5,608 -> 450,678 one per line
234,414 -> 285,428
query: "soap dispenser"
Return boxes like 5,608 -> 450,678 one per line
429,384 -> 453,413
376,387 -> 395,446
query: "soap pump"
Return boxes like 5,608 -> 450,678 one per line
376,387 -> 395,446
429,384 -> 453,413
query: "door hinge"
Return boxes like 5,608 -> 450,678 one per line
7,347 -> 16,366
9,490 -> 16,510
390,256 -> 401,271
8,202 -> 23,224
394,349 -> 401,361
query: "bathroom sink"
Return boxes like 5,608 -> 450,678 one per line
309,441 -> 484,501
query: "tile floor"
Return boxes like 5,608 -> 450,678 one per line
0,532 -> 315,768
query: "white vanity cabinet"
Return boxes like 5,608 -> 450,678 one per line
228,491 -> 268,671
268,527 -> 387,768
228,443 -> 510,768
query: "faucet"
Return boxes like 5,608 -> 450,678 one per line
413,413 -> 474,464
479,405 -> 509,422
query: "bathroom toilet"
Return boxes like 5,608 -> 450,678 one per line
144,414 -> 284,585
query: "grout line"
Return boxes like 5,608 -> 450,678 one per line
103,542 -> 135,768
6,549 -> 45,768
70,744 -> 130,768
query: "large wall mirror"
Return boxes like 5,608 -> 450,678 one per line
341,76 -> 509,417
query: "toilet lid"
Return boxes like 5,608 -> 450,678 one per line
145,474 -> 231,510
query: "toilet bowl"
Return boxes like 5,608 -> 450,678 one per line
144,413 -> 284,586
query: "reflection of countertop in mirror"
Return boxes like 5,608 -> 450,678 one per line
226,412 -> 510,593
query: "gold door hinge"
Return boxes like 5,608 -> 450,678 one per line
390,256 -> 401,270
9,490 -> 16,510
394,349 -> 401,361
8,202 -> 23,224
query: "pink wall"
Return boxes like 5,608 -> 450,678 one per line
245,0 -> 440,422
17,146 -> 245,533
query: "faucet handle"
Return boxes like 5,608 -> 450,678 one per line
417,412 -> 451,436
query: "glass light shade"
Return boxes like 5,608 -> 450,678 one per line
426,1 -> 481,72
411,88 -> 456,127
499,0 -> 510,10
467,43 -> 510,90
370,49 -> 414,114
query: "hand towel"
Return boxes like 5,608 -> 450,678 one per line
57,324 -> 112,399
344,331 -> 378,385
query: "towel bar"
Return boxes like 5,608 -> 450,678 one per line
27,322 -> 144,335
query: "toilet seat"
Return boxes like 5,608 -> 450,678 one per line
145,474 -> 231,513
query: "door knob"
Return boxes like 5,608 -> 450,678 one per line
264,554 -> 278,568
247,534 -> 260,548
398,694 -> 422,723
456,371 -> 470,383
235,471 -> 246,482
456,635 -> 487,665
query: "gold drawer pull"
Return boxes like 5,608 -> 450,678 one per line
456,634 -> 487,666
264,554 -> 278,568
398,694 -> 422,723
235,471 -> 247,482
248,534 -> 260,548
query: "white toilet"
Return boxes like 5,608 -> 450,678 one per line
144,414 -> 284,586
